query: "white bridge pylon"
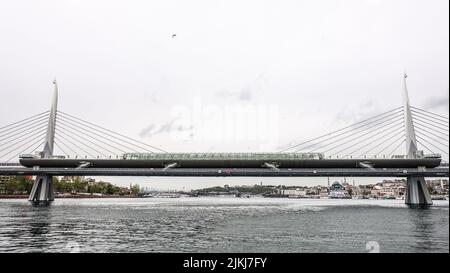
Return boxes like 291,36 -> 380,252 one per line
402,74 -> 433,207
28,79 -> 58,204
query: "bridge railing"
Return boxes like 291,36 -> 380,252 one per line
0,162 -> 22,167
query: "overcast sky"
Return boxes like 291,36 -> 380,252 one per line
0,0 -> 448,189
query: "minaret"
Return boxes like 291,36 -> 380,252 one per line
402,73 -> 418,158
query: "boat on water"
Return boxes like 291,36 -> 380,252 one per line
156,193 -> 180,198
142,193 -> 155,198
431,195 -> 447,201
142,192 -> 180,198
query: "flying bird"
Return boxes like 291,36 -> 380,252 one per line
172,33 -> 176,38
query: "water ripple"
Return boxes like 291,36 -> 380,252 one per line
0,198 -> 448,253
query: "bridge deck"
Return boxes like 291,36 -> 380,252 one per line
19,158 -> 442,168
0,167 -> 448,177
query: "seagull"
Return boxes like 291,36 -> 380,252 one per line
172,33 -> 176,38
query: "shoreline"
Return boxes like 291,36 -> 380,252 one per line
0,195 -> 141,199
1,194 -> 448,201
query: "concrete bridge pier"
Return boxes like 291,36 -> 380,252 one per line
28,175 -> 54,204
405,176 -> 432,208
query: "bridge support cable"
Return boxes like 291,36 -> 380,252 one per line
354,130 -> 405,159
292,111 -> 404,154
0,127 -> 45,152
283,108 -> 403,153
412,113 -> 449,132
0,111 -> 49,133
411,106 -> 449,123
351,127 -> 406,158
6,139 -> 46,162
54,141 -> 69,158
57,111 -> 167,153
303,115 -> 404,154
0,127 -> 47,161
387,139 -> 406,158
54,137 -> 81,158
318,118 -> 405,156
411,112 -> 449,129
415,129 -> 449,158
0,120 -> 46,147
323,120 -> 404,157
374,133 -> 406,158
416,135 -> 449,156
411,108 -> 449,125
55,122 -> 119,157
415,121 -> 449,140
410,106 -> 449,157
0,116 -> 49,141
56,114 -> 140,154
1,133 -> 46,162
414,124 -> 449,143
55,128 -> 107,158
415,129 -> 449,149
416,139 -> 437,155
415,120 -> 449,138
412,116 -> 449,134
0,131 -> 46,157
54,130 -> 96,158
338,125 -> 405,158
278,107 -> 403,153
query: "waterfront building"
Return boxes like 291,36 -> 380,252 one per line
282,188 -> 307,198
369,180 -> 406,198
329,182 -> 350,199
61,176 -> 85,182
274,187 -> 307,197
0,175 -> 12,193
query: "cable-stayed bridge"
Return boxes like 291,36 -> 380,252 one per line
1,105 -> 446,162
0,75 -> 448,207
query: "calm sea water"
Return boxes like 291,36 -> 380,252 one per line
0,197 -> 448,253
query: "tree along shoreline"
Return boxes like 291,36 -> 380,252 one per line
0,176 -> 141,196
0,194 -> 142,199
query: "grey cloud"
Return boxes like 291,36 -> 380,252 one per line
215,73 -> 266,102
140,124 -> 156,137
423,91 -> 449,111
215,88 -> 252,101
239,88 -> 252,101
334,99 -> 384,125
